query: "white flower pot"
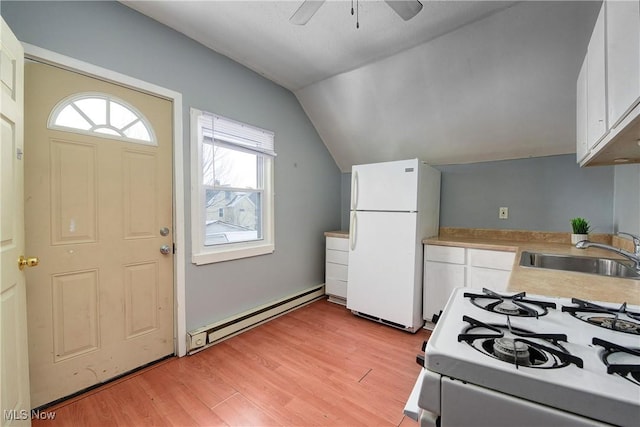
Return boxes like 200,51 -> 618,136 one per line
571,234 -> 589,245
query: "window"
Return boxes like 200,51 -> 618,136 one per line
48,92 -> 156,145
191,108 -> 275,264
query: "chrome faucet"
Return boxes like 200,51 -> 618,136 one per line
575,232 -> 640,270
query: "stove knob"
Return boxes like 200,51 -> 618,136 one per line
416,354 -> 425,367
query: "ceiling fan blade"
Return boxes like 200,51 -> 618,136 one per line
384,0 -> 423,21
290,0 -> 326,25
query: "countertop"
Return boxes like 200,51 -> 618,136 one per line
425,233 -> 640,305
324,230 -> 349,239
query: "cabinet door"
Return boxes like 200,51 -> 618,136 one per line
423,261 -> 465,322
606,0 -> 640,128
576,56 -> 589,162
467,267 -> 512,293
587,3 -> 608,149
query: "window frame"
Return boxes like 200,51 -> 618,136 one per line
190,108 -> 275,265
48,92 -> 157,146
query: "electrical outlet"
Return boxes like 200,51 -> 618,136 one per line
499,207 -> 509,219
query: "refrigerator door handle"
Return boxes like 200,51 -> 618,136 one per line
351,171 -> 359,210
350,212 -> 357,251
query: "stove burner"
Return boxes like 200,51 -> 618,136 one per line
562,299 -> 640,335
593,338 -> 640,386
492,337 -> 532,365
464,288 -> 556,317
589,317 -> 640,334
458,315 -> 583,369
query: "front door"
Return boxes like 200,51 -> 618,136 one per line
0,17 -> 31,426
24,62 -> 174,407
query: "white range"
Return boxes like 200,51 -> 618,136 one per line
405,287 -> 640,426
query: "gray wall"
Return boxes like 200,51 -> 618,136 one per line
613,164 -> 640,235
341,155 -> 616,233
3,1 -> 342,332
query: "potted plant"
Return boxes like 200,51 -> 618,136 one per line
570,217 -> 590,244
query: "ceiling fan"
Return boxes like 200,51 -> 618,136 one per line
290,0 -> 424,26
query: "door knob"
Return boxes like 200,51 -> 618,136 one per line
160,245 -> 171,255
18,256 -> 39,271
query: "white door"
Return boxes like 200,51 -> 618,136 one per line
351,159 -> 419,212
24,62 -> 174,407
347,211 -> 418,327
0,18 -> 31,426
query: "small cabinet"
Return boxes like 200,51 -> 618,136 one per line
586,2 -> 608,150
424,246 -> 465,322
467,248 -> 516,293
325,234 -> 349,305
423,245 -> 516,325
606,0 -> 640,129
577,0 -> 640,165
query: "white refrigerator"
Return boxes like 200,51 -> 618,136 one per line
346,159 -> 441,332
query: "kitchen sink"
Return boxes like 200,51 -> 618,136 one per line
519,251 -> 640,279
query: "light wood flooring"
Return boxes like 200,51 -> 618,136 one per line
34,299 -> 431,426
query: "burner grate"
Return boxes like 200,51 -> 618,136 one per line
562,299 -> 640,335
464,288 -> 556,318
458,315 -> 583,369
592,337 -> 640,385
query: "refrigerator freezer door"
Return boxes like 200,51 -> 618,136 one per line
351,159 -> 419,212
347,211 -> 419,328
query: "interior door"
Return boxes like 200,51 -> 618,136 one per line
24,62 -> 174,407
0,18 -> 31,426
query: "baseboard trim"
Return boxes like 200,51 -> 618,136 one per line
187,284 -> 325,354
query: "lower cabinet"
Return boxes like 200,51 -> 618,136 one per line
325,235 -> 349,305
423,245 -> 516,324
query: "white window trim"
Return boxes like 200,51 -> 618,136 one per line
190,108 -> 275,265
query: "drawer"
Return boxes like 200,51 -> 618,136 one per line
326,262 -> 348,281
425,245 -> 465,264
327,236 -> 349,251
468,249 -> 515,271
468,267 -> 512,292
325,278 -> 347,298
326,249 -> 348,265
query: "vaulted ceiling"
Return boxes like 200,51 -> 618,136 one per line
122,1 -> 600,171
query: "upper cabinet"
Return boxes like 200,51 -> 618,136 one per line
577,0 -> 640,166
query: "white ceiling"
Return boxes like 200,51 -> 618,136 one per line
121,1 -> 600,171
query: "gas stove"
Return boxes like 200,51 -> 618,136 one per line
405,288 -> 640,427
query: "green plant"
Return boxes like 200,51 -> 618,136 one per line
570,217 -> 590,234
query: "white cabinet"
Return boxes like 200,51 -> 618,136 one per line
606,0 -> 640,129
576,57 -> 589,162
423,245 -> 516,324
424,246 -> 465,322
586,3 -> 608,150
577,0 -> 640,165
325,236 -> 349,305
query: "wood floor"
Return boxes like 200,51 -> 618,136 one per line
34,299 -> 430,426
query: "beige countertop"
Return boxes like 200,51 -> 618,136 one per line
425,234 -> 640,306
324,230 -> 349,239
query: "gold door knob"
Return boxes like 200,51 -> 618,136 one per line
18,256 -> 39,271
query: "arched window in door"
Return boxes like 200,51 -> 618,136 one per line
48,92 -> 157,146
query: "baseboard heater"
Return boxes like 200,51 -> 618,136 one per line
187,284 -> 325,355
